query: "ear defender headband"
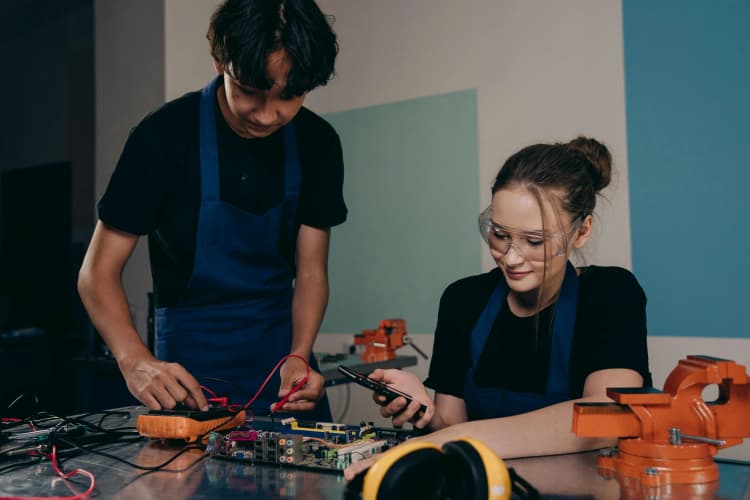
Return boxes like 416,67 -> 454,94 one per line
358,437 -> 511,500
443,438 -> 511,500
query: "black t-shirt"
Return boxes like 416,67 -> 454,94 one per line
98,86 -> 347,308
424,266 -> 651,399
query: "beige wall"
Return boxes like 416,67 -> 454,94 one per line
309,0 -> 632,272
119,0 -> 632,331
164,0 -> 221,100
95,0 -> 164,332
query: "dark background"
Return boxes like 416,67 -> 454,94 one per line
0,0 -> 135,417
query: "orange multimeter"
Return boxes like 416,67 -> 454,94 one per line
136,407 -> 246,443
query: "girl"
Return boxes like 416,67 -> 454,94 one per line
346,136 -> 650,478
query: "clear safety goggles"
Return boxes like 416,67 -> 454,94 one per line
478,206 -> 578,262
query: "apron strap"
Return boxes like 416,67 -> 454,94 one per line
546,261 -> 579,394
199,76 -> 222,202
468,262 -> 579,397
470,277 -> 506,363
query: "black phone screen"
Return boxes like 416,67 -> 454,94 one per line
337,365 -> 427,414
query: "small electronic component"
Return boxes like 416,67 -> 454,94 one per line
210,417 -> 414,473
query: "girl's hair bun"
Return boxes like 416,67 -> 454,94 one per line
565,136 -> 612,191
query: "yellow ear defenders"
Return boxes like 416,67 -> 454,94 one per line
353,437 -> 511,500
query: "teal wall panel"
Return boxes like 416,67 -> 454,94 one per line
623,1 -> 750,337
321,90 -> 481,334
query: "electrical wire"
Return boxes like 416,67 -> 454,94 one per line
191,353 -> 313,445
196,377 -> 253,400
1,411 -> 139,450
5,394 -> 39,412
199,354 -> 312,415
0,457 -> 44,475
1,355 -> 314,497
48,444 -> 96,499
509,467 -> 542,500
200,385 -> 218,398
117,448 -> 209,492
302,437 -> 349,449
1,411 -> 187,472
243,353 -> 310,412
193,354 -> 312,418
55,437 -> 204,472
0,445 -> 96,500
0,443 -> 43,458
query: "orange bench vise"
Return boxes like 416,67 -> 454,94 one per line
572,355 -> 750,487
355,318 -> 409,362
354,318 -> 427,363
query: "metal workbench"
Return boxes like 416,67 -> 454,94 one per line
1,407 -> 748,499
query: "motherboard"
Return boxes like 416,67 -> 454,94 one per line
208,416 -> 414,473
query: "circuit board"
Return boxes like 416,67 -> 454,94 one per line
207,416 -> 415,473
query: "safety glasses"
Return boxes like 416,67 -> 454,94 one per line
477,206 -> 579,262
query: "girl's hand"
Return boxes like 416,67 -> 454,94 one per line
344,455 -> 377,480
367,369 -> 435,429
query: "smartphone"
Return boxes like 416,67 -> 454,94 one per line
337,365 -> 427,415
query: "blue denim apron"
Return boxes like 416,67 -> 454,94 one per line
155,76 -> 331,420
463,262 -> 578,419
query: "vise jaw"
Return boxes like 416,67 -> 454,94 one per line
573,355 -> 749,487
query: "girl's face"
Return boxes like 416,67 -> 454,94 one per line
489,186 -> 591,303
